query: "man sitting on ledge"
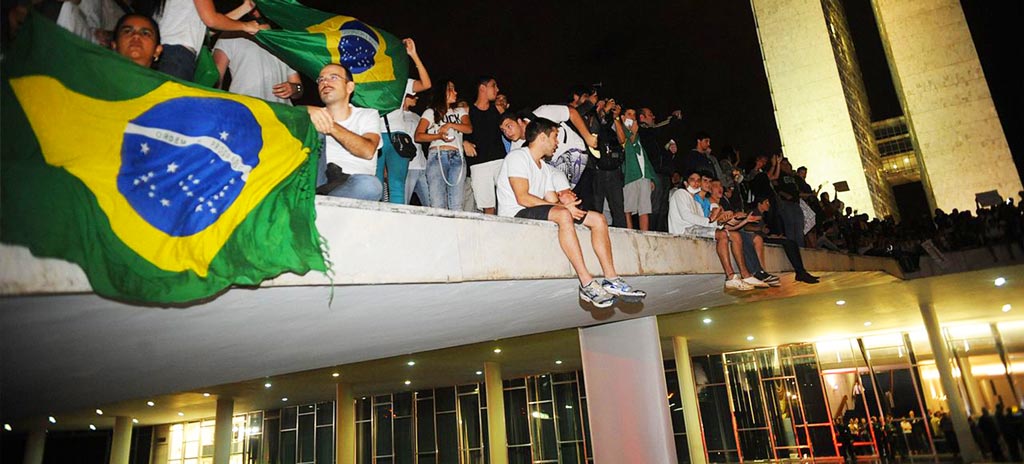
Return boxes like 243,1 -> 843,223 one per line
496,118 -> 646,308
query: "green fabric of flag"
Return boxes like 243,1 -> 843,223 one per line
253,0 -> 409,113
1,13 -> 326,304
193,46 -> 220,88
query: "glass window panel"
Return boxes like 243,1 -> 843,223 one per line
458,394 -> 482,450
503,388 -> 530,446
529,402 -> 557,461
394,392 -> 413,418
581,398 -> 592,458
415,389 -> 433,399
436,387 -> 456,412
737,429 -> 772,461
665,373 -> 685,434
793,356 -> 831,424
248,412 -> 263,430
315,425 -> 334,464
436,413 -> 458,464
817,339 -> 864,370
357,398 -> 372,422
417,398 -> 436,453
532,375 -> 553,402
394,417 -> 414,464
479,387 -> 486,408
279,430 -> 296,464
504,378 -> 525,389
727,361 -> 767,429
577,371 -> 586,396
170,425 -> 184,460
559,442 -> 582,464
264,418 -> 279,464
186,422 -> 201,443
247,435 -> 261,463
316,402 -> 333,426
554,382 -> 582,441
416,454 -> 436,464
507,446 -> 531,464
300,404 -> 315,415
356,422 -> 372,464
699,385 -> 737,452
457,384 -> 477,394
552,372 -> 575,383
375,403 -> 393,457
809,425 -> 838,457
298,414 -> 314,463
376,458 -> 393,464
674,434 -> 689,464
185,442 -> 200,459
757,349 -> 783,378
281,407 -> 297,430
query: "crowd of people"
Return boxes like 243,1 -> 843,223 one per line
14,0 -> 1019,305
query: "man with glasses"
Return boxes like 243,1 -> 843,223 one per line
308,63 -> 384,200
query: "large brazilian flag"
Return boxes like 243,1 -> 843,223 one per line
1,13 -> 326,304
253,0 -> 408,113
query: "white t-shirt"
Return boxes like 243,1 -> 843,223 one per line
214,37 -> 297,105
420,107 -> 469,152
56,0 -> 122,46
532,104 -> 589,186
324,105 -> 383,175
156,0 -> 206,52
496,148 -> 558,218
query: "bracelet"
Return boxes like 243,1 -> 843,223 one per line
294,83 -> 303,94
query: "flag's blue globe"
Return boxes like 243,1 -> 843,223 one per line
337,20 -> 378,75
118,97 -> 262,237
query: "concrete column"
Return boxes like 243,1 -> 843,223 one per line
213,398 -> 233,464
919,303 -> 983,462
336,383 -> 356,464
672,337 -> 709,464
483,361 -> 508,464
958,357 -> 984,416
22,430 -> 45,464
109,416 -> 133,464
579,317 -> 676,463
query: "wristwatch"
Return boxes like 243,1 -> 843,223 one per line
293,83 -> 303,94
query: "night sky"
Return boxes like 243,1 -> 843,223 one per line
303,0 -> 1020,180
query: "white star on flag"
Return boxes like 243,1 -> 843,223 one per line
160,199 -> 170,207
140,143 -> 149,155
220,131 -> 229,141
166,162 -> 178,173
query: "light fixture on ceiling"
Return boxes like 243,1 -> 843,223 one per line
864,321 -> 872,327
703,318 -> 712,324
3,424 -> 11,431
746,336 -> 755,341
493,348 -> 502,354
404,380 -> 412,385
48,416 -> 57,424
407,361 -> 416,366
95,409 -> 103,415
1003,304 -> 1012,313
264,382 -> 272,388
555,360 -> 563,365
202,393 -> 211,397
89,424 -> 96,431
132,419 -> 139,424
281,398 -> 288,402
475,371 -> 483,375
995,277 -> 1007,287
836,300 -> 846,306
332,372 -> 340,378
177,412 -> 184,417
146,401 -> 155,407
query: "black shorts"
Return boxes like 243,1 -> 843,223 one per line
515,205 -> 586,224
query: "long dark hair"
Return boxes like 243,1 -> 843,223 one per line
131,0 -> 168,18
430,80 -> 453,124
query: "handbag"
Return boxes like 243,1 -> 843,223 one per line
384,116 -> 417,159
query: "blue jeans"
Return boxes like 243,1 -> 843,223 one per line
405,168 -> 429,205
375,137 -> 411,204
327,174 -> 382,201
425,148 -> 464,210
157,44 -> 197,81
740,231 -> 764,275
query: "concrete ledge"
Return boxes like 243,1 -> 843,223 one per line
0,196 -> 902,295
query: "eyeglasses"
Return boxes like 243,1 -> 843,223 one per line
316,74 -> 347,85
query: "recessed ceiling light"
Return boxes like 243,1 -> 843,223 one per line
836,300 -> 846,306
3,423 -> 11,431
407,361 -> 416,366
177,412 -> 184,417
131,419 -> 139,424
332,373 -> 340,378
89,424 -> 96,431
555,360 -> 563,365
475,371 -> 483,375
264,382 -> 272,388
95,409 -> 103,415
1003,304 -> 1012,313
995,277 -> 1007,287
146,401 -> 155,407
493,348 -> 502,354
864,321 -> 872,327
404,380 -> 411,385
281,398 -> 288,402
202,393 -> 210,397
48,416 -> 57,424
703,318 -> 712,324
746,336 -> 755,341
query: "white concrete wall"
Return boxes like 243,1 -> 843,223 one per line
873,0 -> 1021,212
0,197 -> 901,295
751,0 -> 878,218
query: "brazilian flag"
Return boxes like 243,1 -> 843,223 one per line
1,13 -> 326,304
253,0 -> 409,113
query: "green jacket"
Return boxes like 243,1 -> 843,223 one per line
623,126 -> 657,185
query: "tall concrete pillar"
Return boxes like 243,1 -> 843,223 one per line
673,337 -> 709,464
483,361 -> 508,464
22,430 -> 45,464
919,303 -> 983,462
336,383 -> 356,464
579,317 -> 676,463
214,398 -> 233,464
957,357 -> 984,416
109,416 -> 133,464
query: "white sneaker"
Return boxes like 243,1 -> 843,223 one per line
742,275 -> 770,288
725,274 -> 754,291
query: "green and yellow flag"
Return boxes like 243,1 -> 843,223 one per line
1,13 -> 326,303
253,0 -> 408,113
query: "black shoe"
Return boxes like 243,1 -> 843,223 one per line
755,271 -> 781,287
796,272 -> 819,284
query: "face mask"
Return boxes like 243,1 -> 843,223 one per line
686,185 -> 701,194
576,101 -> 594,117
